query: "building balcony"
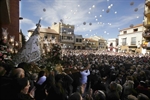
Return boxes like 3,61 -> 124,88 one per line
143,22 -> 150,28
130,43 -> 136,45
61,39 -> 74,43
61,32 -> 74,35
75,41 -> 82,44
121,42 -> 127,46
146,0 -> 150,6
144,10 -> 150,17
142,32 -> 150,38
75,35 -> 82,38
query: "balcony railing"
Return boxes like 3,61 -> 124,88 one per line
75,35 -> 82,38
146,0 -> 150,6
75,42 -> 82,45
61,39 -> 74,43
62,32 -> 74,35
130,42 -> 136,45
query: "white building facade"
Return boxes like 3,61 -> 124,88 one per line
89,36 -> 107,50
118,24 -> 144,54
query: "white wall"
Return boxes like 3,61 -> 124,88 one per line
119,26 -> 143,35
118,25 -> 143,46
118,32 -> 143,46
107,38 -> 117,47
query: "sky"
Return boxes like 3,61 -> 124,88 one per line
20,0 -> 145,40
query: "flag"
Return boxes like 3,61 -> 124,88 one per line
13,20 -> 42,64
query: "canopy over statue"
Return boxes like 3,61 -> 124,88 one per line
13,20 -> 42,64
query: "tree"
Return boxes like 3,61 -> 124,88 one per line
37,43 -> 62,72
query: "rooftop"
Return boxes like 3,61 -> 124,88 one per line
119,24 -> 143,31
28,27 -> 59,35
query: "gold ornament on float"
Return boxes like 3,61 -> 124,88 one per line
54,64 -> 64,74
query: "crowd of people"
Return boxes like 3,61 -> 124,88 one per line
0,50 -> 150,100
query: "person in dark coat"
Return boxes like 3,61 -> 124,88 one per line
34,71 -> 47,100
92,77 -> 106,93
16,77 -> 34,100
0,67 -> 25,100
93,90 -> 106,100
70,68 -> 81,93
46,72 -> 73,100
106,81 -> 120,100
68,92 -> 82,100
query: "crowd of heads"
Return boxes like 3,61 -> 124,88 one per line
0,50 -> 150,100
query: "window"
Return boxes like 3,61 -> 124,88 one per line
62,36 -> 65,40
52,35 -> 55,39
122,38 -> 126,45
67,36 -> 73,40
123,31 -> 127,34
62,36 -> 68,40
99,43 -> 104,48
61,27 -> 67,33
68,28 -> 74,34
133,28 -> 138,32
76,39 -> 78,42
131,37 -> 136,45
79,39 -> 82,42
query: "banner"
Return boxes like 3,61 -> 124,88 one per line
13,20 -> 41,64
